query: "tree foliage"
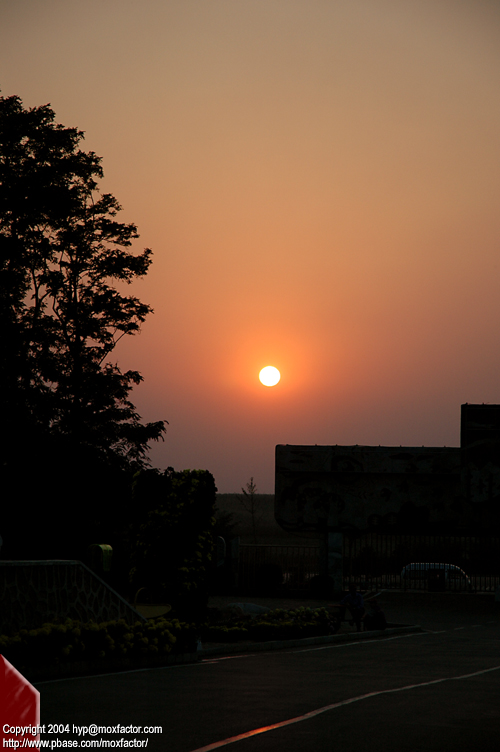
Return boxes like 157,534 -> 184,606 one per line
240,477 -> 263,543
130,469 -> 217,621
0,94 -> 166,558
0,94 -> 165,470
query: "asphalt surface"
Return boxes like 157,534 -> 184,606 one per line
36,592 -> 500,752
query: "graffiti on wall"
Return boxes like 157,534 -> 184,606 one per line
275,405 -> 500,535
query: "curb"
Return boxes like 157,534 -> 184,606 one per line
27,652 -> 200,683
30,626 -> 422,681
198,624 -> 423,657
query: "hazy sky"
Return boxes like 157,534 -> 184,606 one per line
2,0 -> 500,492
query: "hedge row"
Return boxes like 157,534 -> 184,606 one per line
202,607 -> 336,643
0,617 -> 198,673
0,608 -> 339,674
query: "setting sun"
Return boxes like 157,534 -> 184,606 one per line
8,1 -> 500,493
259,366 -> 281,387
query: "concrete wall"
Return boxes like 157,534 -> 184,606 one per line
275,445 -> 465,534
275,405 -> 500,536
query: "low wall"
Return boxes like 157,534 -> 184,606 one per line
0,560 -> 145,633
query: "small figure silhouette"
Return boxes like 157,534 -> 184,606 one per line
339,584 -> 365,631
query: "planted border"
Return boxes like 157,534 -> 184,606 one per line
0,617 -> 197,676
202,607 -> 337,643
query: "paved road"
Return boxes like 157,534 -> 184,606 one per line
37,594 -> 500,752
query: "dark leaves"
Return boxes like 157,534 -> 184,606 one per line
0,94 -> 166,472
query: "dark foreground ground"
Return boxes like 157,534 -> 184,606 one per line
36,591 -> 500,752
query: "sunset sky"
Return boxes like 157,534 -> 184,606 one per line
2,0 -> 500,492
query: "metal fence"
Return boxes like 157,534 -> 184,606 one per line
237,535 -> 500,594
344,533 -> 500,593
238,544 -> 321,594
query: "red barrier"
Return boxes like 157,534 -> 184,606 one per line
0,655 -> 40,743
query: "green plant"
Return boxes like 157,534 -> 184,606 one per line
200,606 -> 332,643
130,468 -> 217,622
0,617 -> 197,673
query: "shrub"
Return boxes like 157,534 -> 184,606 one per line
203,626 -> 250,643
130,469 -> 217,622
200,606 -> 332,643
0,617 -> 197,673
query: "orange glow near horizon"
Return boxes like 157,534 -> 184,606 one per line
2,1 -> 500,491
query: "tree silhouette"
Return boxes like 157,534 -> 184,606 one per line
0,95 -> 166,557
0,94 -> 165,470
240,477 -> 263,544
